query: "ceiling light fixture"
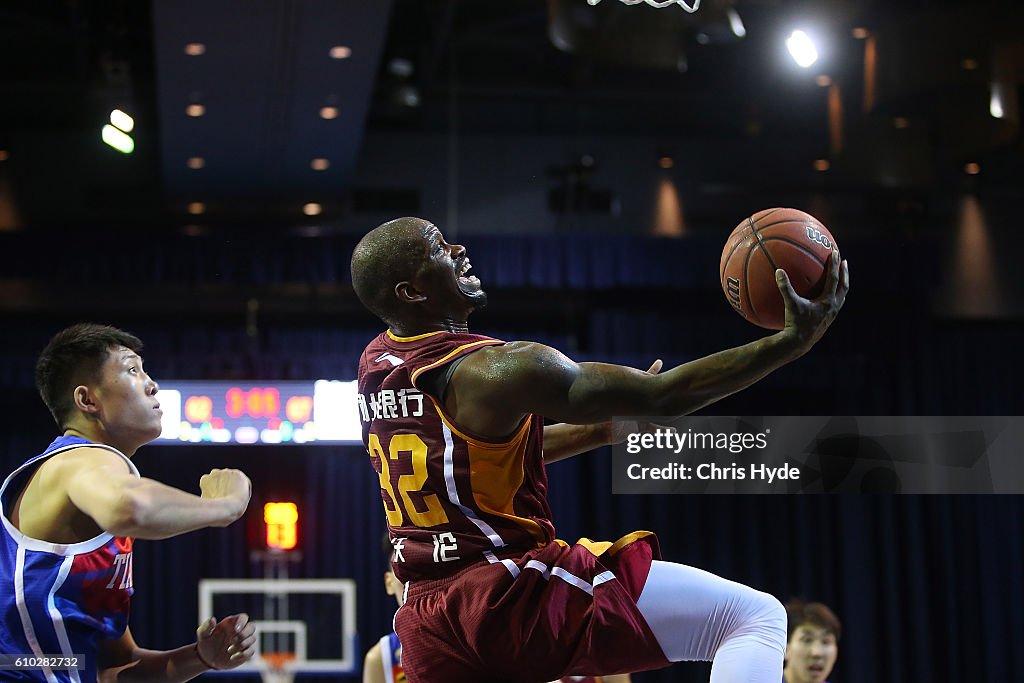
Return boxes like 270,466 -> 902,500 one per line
184,43 -> 206,56
186,104 -> 205,117
187,157 -> 205,169
786,30 -> 819,68
388,58 -> 414,77
320,106 -> 339,120
329,46 -> 352,59
109,109 -> 135,133
101,125 -> 134,154
726,9 -> 746,38
303,203 -> 323,216
310,158 -> 330,171
990,88 -> 1005,119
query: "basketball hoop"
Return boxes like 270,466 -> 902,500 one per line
259,652 -> 296,683
586,0 -> 702,13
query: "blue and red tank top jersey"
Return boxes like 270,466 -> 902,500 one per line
357,329 -> 555,583
379,631 -> 406,683
0,435 -> 137,682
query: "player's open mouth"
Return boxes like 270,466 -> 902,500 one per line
456,257 -> 481,292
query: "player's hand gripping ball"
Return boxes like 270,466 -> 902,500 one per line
719,208 -> 839,330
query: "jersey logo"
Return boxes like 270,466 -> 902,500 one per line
357,388 -> 425,422
375,352 -> 405,367
432,532 -> 460,563
391,537 -> 407,563
106,552 -> 134,590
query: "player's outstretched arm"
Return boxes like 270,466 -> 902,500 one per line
451,253 -> 848,436
60,448 -> 251,539
98,616 -> 256,682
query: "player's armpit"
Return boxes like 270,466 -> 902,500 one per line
446,342 -> 581,436
58,448 -> 147,536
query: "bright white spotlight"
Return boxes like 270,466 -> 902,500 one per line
990,86 -> 1005,119
726,9 -> 746,38
786,30 -> 818,68
109,109 -> 134,132
101,124 -> 134,154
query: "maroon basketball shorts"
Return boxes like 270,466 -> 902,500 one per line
394,532 -> 671,683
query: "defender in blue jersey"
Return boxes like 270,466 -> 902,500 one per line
362,539 -> 409,683
1,324 -> 256,682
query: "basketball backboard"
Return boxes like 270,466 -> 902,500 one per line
198,578 -> 357,678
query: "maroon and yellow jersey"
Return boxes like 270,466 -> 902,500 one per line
357,330 -> 555,583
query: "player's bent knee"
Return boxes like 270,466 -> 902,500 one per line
737,590 -> 787,651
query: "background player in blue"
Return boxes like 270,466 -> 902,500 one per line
1,323 -> 256,682
362,542 -> 408,683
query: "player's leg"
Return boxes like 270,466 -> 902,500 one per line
635,560 -> 785,683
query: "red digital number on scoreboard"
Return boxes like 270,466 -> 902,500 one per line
225,387 -> 282,419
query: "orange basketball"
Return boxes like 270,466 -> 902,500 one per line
720,208 -> 838,330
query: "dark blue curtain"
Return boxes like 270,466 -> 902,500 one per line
1,232 -> 1020,681
0,233 -> 935,291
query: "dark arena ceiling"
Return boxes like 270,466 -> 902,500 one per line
0,0 -> 1020,233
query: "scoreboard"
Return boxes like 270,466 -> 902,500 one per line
155,380 -> 362,445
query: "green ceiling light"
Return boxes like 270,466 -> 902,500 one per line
102,109 -> 135,154
101,124 -> 134,154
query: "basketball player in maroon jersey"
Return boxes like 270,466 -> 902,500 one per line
351,217 -> 849,683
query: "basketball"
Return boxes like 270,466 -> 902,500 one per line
720,208 -> 838,330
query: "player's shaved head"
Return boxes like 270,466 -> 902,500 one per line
351,217 -> 432,323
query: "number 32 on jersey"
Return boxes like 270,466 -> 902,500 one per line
369,432 -> 449,528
